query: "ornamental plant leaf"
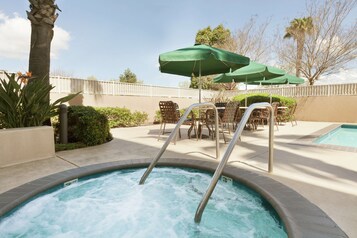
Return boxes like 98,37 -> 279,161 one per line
0,72 -> 80,128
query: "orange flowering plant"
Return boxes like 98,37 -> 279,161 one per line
0,72 -> 78,128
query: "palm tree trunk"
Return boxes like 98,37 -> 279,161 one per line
27,0 -> 59,126
28,23 -> 53,84
296,38 -> 304,78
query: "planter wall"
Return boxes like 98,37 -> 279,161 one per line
0,126 -> 55,168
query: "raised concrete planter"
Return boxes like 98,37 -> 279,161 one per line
0,126 -> 55,168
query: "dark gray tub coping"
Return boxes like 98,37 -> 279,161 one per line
0,158 -> 348,238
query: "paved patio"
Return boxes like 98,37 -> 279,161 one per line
1,121 -> 356,237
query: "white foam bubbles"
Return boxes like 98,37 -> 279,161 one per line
0,168 -> 287,237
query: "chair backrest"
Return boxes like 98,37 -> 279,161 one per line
222,101 -> 240,123
271,102 -> 279,117
205,108 -> 215,124
234,104 -> 243,123
215,102 -> 227,108
159,101 -> 180,123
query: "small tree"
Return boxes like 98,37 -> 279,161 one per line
119,68 -> 141,84
194,24 -> 234,91
195,24 -> 232,47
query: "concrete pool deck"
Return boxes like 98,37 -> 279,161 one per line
0,121 -> 356,237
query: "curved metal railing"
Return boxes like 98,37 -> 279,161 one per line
194,102 -> 274,223
139,102 -> 220,185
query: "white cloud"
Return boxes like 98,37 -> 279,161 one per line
317,68 -> 357,85
52,26 -> 70,58
0,12 -> 70,60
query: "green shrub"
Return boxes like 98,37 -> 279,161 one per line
95,107 -> 148,128
132,111 -> 148,125
154,110 -> 161,124
232,93 -> 296,108
232,93 -> 297,122
67,106 -> 112,146
0,112 -> 4,129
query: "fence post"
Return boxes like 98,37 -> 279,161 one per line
59,104 -> 68,144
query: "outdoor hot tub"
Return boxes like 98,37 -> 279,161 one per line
0,158 -> 347,237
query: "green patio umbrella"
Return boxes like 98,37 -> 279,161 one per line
213,61 -> 285,106
252,74 -> 305,85
213,61 -> 285,83
159,44 -> 250,103
250,74 -> 305,103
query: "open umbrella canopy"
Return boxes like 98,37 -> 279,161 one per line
213,61 -> 285,83
252,74 -> 305,85
159,44 -> 250,77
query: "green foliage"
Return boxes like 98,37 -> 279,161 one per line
67,106 -> 112,146
190,76 -> 224,90
195,24 -> 232,47
232,93 -> 297,108
95,107 -> 148,128
132,111 -> 148,125
154,110 -> 162,123
55,142 -> 87,152
119,68 -> 141,84
0,72 -> 77,128
284,17 -> 314,40
233,93 -> 297,122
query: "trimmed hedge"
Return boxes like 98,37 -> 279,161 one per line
233,93 -> 296,108
233,93 -> 297,122
95,107 -> 148,128
67,106 -> 112,146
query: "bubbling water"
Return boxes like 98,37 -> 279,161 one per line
0,168 -> 287,238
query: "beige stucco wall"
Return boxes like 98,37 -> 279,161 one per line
51,93 -> 198,122
51,93 -> 357,123
0,126 -> 55,168
295,96 -> 357,123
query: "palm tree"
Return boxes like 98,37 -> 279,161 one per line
27,0 -> 61,84
27,0 -> 61,125
284,17 -> 314,77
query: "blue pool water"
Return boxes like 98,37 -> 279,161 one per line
0,168 -> 287,238
314,124 -> 357,148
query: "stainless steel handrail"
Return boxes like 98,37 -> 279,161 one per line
139,102 -> 220,185
194,102 -> 274,223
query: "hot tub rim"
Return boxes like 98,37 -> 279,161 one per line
0,158 -> 347,238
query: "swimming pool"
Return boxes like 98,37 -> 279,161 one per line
0,159 -> 348,237
0,167 -> 287,237
314,124 -> 357,148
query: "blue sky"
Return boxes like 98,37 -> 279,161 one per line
0,0 -> 355,87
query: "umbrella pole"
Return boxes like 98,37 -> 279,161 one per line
269,83 -> 272,104
245,77 -> 248,107
270,93 -> 272,104
199,62 -> 202,104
